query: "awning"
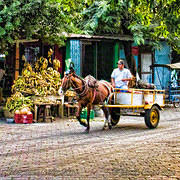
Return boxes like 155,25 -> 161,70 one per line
166,63 -> 180,69
151,63 -> 180,70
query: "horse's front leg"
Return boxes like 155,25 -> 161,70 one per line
102,107 -> 112,130
76,103 -> 87,127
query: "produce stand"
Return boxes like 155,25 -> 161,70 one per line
5,49 -> 62,123
63,90 -> 78,117
33,95 -> 64,122
63,102 -> 78,117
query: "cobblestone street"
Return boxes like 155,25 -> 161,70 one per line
0,107 -> 180,179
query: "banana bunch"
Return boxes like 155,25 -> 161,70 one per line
53,59 -> 60,71
6,92 -> 33,112
12,49 -> 62,97
8,49 -> 64,112
48,48 -> 53,64
65,90 -> 76,97
24,62 -> 33,72
35,57 -> 48,71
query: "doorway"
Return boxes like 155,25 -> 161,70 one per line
81,41 -> 96,78
81,40 -> 114,81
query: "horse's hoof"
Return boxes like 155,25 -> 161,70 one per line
108,123 -> 112,130
85,128 -> 90,133
78,120 -> 88,127
103,126 -> 108,130
80,122 -> 88,127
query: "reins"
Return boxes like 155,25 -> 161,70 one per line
69,74 -> 88,97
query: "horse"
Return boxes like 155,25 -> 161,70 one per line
60,68 -> 113,132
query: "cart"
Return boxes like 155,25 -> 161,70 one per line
102,88 -> 165,129
151,63 -> 180,108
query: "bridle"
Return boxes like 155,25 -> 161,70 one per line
62,72 -> 88,97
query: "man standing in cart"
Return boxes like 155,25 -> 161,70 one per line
111,59 -> 132,89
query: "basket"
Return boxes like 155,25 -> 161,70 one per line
4,110 -> 14,118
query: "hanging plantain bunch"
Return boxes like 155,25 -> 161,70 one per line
12,49 -> 62,96
53,58 -> 60,71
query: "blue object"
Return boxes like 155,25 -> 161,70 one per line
65,70 -> 70,75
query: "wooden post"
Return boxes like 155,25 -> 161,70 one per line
34,104 -> 38,121
15,41 -> 19,80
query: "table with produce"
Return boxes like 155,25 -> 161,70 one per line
5,49 -> 63,123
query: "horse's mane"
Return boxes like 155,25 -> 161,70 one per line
73,73 -> 86,83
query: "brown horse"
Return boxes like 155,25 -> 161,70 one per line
61,68 -> 113,131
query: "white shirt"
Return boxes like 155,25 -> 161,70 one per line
111,68 -> 132,88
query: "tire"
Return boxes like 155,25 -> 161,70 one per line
110,107 -> 120,126
173,101 -> 180,108
144,106 -> 160,129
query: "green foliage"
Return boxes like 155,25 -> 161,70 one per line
0,0 -> 86,51
79,0 -> 180,52
80,1 -> 128,35
128,0 -> 180,50
0,0 -> 179,53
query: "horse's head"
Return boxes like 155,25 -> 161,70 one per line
61,67 -> 75,93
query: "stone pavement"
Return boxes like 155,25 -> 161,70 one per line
0,107 -> 179,179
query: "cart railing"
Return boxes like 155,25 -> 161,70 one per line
112,88 -> 165,107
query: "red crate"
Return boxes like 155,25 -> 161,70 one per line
14,114 -> 21,123
14,114 -> 33,124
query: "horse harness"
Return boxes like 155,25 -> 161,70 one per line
66,73 -> 89,97
66,73 -> 98,104
65,73 -> 112,105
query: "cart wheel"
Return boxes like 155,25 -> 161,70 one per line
110,108 -> 120,126
144,106 -> 160,129
173,102 -> 180,108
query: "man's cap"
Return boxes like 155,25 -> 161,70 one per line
117,59 -> 124,65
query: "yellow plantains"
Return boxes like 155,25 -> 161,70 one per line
12,49 -> 62,97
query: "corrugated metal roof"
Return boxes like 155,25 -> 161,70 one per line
66,33 -> 133,41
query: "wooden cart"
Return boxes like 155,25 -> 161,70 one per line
103,88 -> 165,129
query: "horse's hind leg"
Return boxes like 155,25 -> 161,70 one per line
102,107 -> 112,130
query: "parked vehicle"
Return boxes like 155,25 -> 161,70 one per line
151,63 -> 180,108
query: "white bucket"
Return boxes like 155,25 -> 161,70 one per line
144,94 -> 153,104
116,91 -> 131,104
132,91 -> 143,105
155,94 -> 164,106
116,90 -> 143,105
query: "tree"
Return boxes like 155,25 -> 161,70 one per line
0,0 -> 179,65
129,0 -> 180,52
0,0 -> 87,52
80,0 -> 180,48
79,0 -> 180,74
